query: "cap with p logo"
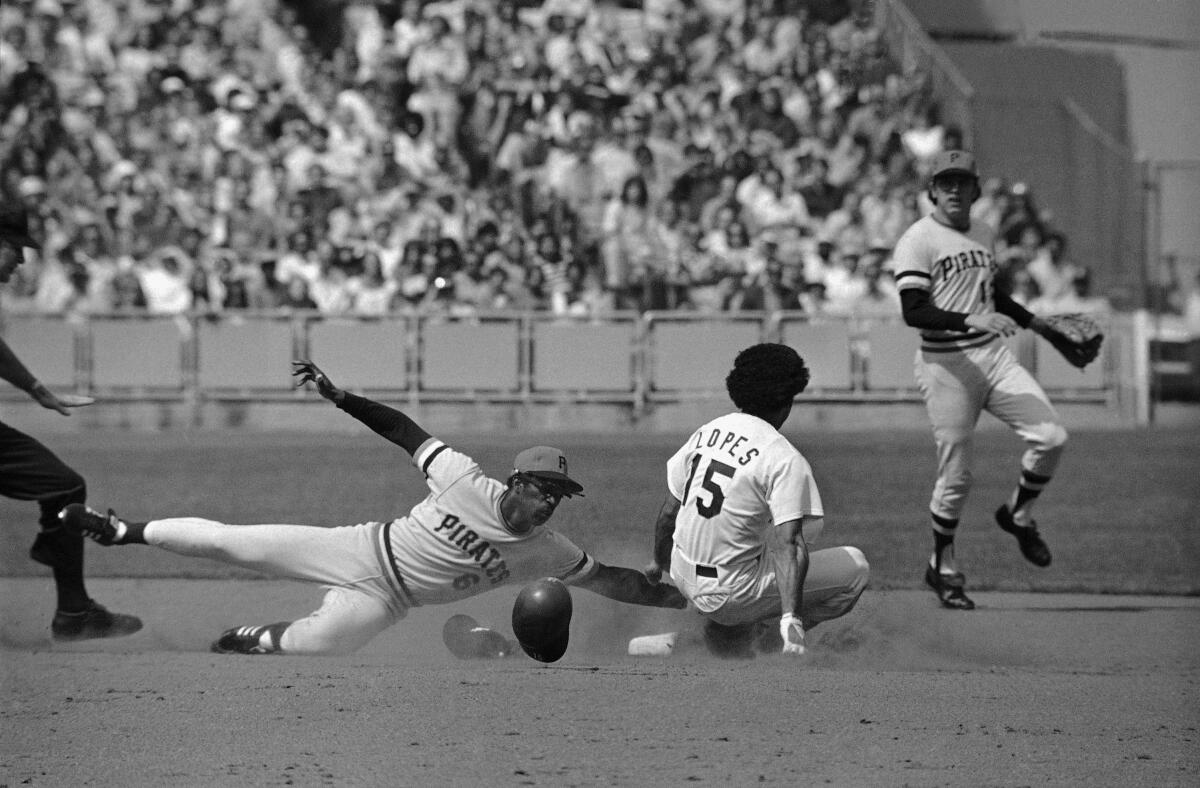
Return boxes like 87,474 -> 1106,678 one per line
513,446 -> 584,495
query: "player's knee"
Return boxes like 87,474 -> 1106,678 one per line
41,475 -> 86,508
1027,422 -> 1067,455
842,546 -> 870,603
844,546 -> 870,588
1044,424 -> 1068,452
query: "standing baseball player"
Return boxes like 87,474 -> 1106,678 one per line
60,359 -> 685,656
0,206 -> 141,640
644,343 -> 870,657
889,150 -> 1073,610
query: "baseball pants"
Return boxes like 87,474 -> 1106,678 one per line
1,420 -> 88,578
671,545 -> 870,629
915,341 -> 1067,521
145,518 -> 406,655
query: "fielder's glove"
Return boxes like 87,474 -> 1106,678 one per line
1032,313 -> 1104,369
779,613 -> 806,656
292,359 -> 343,402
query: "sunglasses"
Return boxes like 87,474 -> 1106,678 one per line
522,476 -> 566,504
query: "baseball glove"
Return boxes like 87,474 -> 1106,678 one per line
1034,313 -> 1104,369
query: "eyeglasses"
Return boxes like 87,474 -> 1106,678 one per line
523,476 -> 564,504
932,175 -> 974,192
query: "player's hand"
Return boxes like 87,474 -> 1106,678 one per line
642,562 -> 664,585
31,383 -> 94,416
292,359 -> 342,402
779,613 -> 806,656
964,311 -> 1019,337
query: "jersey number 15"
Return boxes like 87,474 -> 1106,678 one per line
682,455 -> 736,517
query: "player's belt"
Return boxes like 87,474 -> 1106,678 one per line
696,565 -> 718,578
920,332 -> 996,353
379,521 -> 419,607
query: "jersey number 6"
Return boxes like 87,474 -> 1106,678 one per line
683,456 -> 736,517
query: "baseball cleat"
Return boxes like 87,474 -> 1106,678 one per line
924,565 -> 976,610
995,505 -> 1052,567
211,625 -> 276,655
442,614 -> 514,659
59,503 -> 123,545
52,600 -> 142,641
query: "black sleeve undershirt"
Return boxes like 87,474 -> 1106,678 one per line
336,392 -> 432,457
993,290 -> 1035,329
898,289 -> 971,332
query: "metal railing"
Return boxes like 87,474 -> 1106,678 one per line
0,311 -> 1123,419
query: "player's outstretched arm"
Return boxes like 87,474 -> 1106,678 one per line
292,359 -> 431,457
0,337 -> 93,415
575,563 -> 688,608
644,493 -> 681,582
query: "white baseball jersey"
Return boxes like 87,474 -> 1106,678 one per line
666,412 -> 823,574
384,439 -> 596,605
889,215 -> 1000,352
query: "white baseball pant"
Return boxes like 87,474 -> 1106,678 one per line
915,341 -> 1067,521
144,518 -> 407,655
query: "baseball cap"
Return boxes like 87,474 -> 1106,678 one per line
513,446 -> 584,496
930,150 -> 977,180
0,206 -> 41,250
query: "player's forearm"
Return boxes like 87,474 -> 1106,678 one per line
580,564 -> 688,608
651,496 -> 681,570
899,288 -> 970,332
336,392 -> 431,456
0,338 -> 38,393
770,521 -> 809,616
993,291 -> 1035,329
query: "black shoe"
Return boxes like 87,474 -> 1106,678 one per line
442,614 -> 514,659
59,504 -> 122,545
211,625 -> 277,655
52,600 -> 143,641
995,505 -> 1052,567
924,565 -> 976,610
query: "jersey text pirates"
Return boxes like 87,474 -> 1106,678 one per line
890,215 -> 1000,352
384,439 -> 595,605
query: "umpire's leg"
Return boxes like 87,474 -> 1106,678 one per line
0,421 -> 91,612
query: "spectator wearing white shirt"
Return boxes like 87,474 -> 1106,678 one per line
406,14 -> 468,145
741,167 -> 811,236
137,250 -> 192,315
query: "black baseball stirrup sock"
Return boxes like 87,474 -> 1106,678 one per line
933,531 -> 955,570
1011,469 -> 1051,514
122,521 -> 149,544
931,513 -> 959,571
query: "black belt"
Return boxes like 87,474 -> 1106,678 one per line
696,564 -> 718,578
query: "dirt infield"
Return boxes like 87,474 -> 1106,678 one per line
1,427 -> 1197,784
2,577 -> 1197,787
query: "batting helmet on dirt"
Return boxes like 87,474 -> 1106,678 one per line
511,577 -> 572,663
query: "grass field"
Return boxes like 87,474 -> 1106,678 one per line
3,424 -> 1198,786
3,425 -> 1197,594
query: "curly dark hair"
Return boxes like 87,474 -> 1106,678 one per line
725,343 -> 810,416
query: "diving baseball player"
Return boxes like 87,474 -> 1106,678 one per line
60,359 -> 684,655
645,343 -> 870,657
889,150 -> 1067,610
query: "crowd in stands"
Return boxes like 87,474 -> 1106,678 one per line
0,0 -> 1107,321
